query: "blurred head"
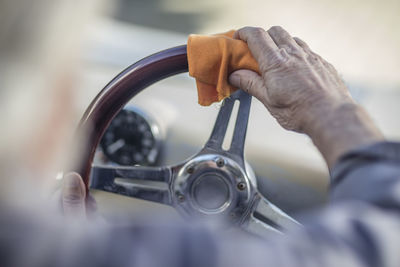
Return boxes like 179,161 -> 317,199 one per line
0,0 -> 103,206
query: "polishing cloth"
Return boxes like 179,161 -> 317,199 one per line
187,30 -> 260,106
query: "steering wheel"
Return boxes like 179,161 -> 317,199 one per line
76,45 -> 299,237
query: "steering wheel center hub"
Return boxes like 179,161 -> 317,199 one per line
173,154 -> 255,220
192,173 -> 230,211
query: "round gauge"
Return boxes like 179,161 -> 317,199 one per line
100,107 -> 161,166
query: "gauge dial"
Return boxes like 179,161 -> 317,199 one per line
100,108 -> 160,166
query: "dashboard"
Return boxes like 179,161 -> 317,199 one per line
99,106 -> 162,166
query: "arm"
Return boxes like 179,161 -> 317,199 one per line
228,26 -> 384,170
225,26 -> 400,267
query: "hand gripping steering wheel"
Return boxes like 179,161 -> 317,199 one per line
76,45 -> 299,237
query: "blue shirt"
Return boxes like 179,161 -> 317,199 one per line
2,141 -> 400,267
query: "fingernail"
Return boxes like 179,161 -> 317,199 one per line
63,174 -> 85,202
64,173 -> 81,187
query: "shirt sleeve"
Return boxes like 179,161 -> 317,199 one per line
215,141 -> 400,267
330,141 -> 400,211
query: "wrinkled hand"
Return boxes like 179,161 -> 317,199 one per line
229,26 -> 352,133
229,26 -> 383,169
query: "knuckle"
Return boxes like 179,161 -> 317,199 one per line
293,36 -> 303,44
268,25 -> 282,33
259,53 -> 285,73
246,79 -> 255,91
63,193 -> 84,205
251,27 -> 266,37
278,47 -> 290,57
237,27 -> 248,34
276,49 -> 291,64
236,74 -> 256,93
254,27 -> 265,33
63,186 -> 84,204
259,61 -> 271,74
238,26 -> 266,41
290,49 -> 305,59
305,52 -> 320,63
236,27 -> 250,39
280,45 -> 298,56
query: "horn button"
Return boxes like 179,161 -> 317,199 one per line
192,173 -> 230,211
173,154 -> 255,221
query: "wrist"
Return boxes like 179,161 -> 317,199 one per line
301,100 -> 384,169
301,98 -> 356,136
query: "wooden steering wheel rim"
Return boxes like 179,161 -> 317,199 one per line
75,45 -> 188,193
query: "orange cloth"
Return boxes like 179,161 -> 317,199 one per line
187,30 -> 260,106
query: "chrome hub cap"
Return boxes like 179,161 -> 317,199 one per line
173,154 -> 255,222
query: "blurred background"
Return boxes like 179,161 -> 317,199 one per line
1,0 -> 399,217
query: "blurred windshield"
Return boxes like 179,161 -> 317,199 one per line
110,0 -> 400,90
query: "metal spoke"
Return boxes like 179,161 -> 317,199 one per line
245,216 -> 282,238
90,165 -> 173,205
204,90 -> 252,158
243,193 -> 300,237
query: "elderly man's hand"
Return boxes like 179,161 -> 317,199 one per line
229,26 -> 352,133
229,26 -> 383,169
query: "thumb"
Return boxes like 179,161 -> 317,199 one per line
229,69 -> 264,99
62,172 -> 86,219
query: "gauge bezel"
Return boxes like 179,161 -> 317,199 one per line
100,105 -> 163,166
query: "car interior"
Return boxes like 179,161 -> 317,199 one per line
68,0 -> 400,236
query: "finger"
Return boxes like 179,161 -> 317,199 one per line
267,26 -> 300,51
293,36 -> 311,51
294,36 -> 323,60
62,172 -> 86,219
233,27 -> 279,68
294,37 -> 337,73
229,69 -> 265,100
294,36 -> 321,62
